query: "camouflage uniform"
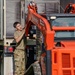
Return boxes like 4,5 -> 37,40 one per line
14,30 -> 27,75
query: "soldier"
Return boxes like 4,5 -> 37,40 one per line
13,22 -> 27,75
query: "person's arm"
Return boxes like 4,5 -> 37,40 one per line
14,29 -> 25,43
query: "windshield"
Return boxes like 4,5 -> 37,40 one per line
55,30 -> 75,38
51,17 -> 75,40
52,17 -> 75,27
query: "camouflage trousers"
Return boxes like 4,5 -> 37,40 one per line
14,49 -> 26,75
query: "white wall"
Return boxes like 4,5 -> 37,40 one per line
6,0 -> 21,38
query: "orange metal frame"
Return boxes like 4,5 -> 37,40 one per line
25,2 -> 54,50
52,48 -> 75,75
64,3 -> 75,13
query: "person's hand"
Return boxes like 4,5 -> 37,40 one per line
21,28 -> 25,35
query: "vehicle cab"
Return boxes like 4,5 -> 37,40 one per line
41,14 -> 75,75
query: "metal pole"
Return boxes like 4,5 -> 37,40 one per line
46,50 -> 52,75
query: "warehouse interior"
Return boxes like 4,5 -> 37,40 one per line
0,0 -> 75,75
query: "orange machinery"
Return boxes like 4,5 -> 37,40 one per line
64,3 -> 75,13
25,1 -> 75,75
